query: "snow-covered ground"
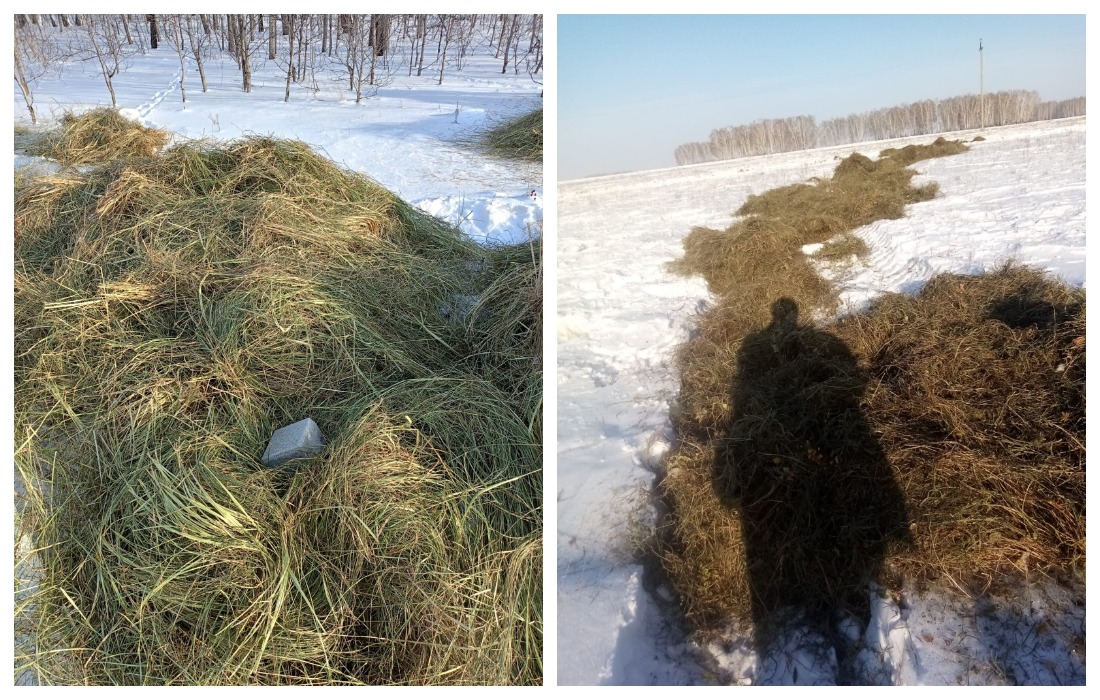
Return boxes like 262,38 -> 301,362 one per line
557,117 -> 1085,685
14,27 -> 542,245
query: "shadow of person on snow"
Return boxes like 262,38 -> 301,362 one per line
712,297 -> 912,683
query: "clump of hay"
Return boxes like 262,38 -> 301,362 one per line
878,136 -> 969,167
14,134 -> 541,685
659,267 -> 1084,630
657,139 -> 1083,637
29,108 -> 170,166
835,265 -> 1084,584
972,135 -> 987,142
476,108 -> 543,161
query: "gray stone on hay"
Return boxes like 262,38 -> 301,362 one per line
261,418 -> 326,468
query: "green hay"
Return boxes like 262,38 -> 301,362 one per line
14,133 -> 542,685
28,108 -> 170,166
475,109 -> 543,161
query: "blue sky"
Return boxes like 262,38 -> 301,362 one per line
558,15 -> 1086,180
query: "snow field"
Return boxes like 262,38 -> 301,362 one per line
557,117 -> 1085,685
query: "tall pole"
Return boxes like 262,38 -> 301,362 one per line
979,39 -> 984,130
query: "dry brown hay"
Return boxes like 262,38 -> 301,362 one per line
656,139 -> 1080,640
28,108 -> 170,165
14,133 -> 542,685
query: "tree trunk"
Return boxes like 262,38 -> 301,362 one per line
121,14 -> 133,44
502,14 -> 518,74
269,14 -> 277,59
416,15 -> 427,76
200,14 -> 211,36
371,15 -> 389,56
496,15 -> 508,58
147,14 -> 158,49
87,20 -> 118,107
284,15 -> 294,102
228,14 -> 238,64
237,14 -> 252,92
438,16 -> 452,85
296,16 -> 305,80
14,44 -> 36,124
186,16 -> 208,92
175,17 -> 187,102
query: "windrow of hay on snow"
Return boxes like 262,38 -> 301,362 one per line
656,138 -> 1085,635
14,112 -> 542,685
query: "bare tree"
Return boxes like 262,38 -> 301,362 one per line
184,15 -> 209,92
13,15 -> 69,123
501,14 -> 519,74
342,14 -> 374,102
165,15 -> 188,101
283,14 -> 295,102
437,14 -> 455,85
236,14 -> 252,92
495,14 -> 508,58
416,14 -> 428,76
85,15 -> 129,106
14,43 -> 37,123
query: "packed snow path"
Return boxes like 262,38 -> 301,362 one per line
557,117 -> 1084,685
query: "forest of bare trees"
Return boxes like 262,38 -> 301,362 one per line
674,90 -> 1086,166
13,14 -> 543,123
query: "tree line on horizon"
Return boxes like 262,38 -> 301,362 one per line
14,14 -> 543,124
674,90 -> 1085,166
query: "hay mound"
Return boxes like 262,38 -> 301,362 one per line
835,265 -> 1084,583
659,267 -> 1084,629
30,108 -> 170,166
477,108 -> 543,161
878,136 -> 968,167
14,133 -> 541,685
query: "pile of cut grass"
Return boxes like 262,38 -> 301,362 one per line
666,142 -> 961,435
27,108 -> 169,166
476,108 -> 543,161
835,265 -> 1084,583
14,119 -> 541,685
878,135 -> 969,167
656,138 -> 1086,632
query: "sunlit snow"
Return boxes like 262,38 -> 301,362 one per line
558,117 -> 1084,685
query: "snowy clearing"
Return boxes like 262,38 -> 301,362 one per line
557,117 -> 1085,685
15,26 -> 542,245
